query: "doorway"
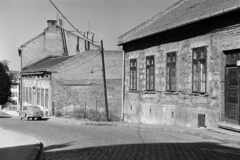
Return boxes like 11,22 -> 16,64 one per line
225,49 -> 240,125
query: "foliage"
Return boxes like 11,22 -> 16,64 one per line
0,60 -> 12,105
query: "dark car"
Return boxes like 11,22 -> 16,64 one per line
19,105 -> 43,120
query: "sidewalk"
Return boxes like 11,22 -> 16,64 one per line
48,116 -> 240,145
0,111 -> 42,160
4,110 -> 240,145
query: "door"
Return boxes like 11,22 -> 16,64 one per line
225,67 -> 240,124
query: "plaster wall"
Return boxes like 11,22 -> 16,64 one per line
124,24 -> 240,127
22,75 -> 51,116
51,51 -> 123,120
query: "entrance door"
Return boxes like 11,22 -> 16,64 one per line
225,67 -> 240,124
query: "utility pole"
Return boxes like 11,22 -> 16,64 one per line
100,40 -> 109,121
18,48 -> 22,112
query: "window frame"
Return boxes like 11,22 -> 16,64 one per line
166,52 -> 177,92
129,59 -> 137,90
146,56 -> 155,91
192,47 -> 207,94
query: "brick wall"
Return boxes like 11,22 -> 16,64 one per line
122,10 -> 240,127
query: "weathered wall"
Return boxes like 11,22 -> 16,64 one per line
51,50 -> 123,120
123,13 -> 240,127
22,74 -> 52,116
21,21 -> 100,69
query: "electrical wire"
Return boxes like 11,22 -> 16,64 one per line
49,0 -> 101,44
57,53 -> 101,73
62,63 -> 122,76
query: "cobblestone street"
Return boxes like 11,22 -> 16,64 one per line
1,117 -> 240,160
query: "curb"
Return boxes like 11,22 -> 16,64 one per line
27,142 -> 43,160
48,118 -> 240,145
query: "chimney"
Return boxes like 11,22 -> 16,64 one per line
47,20 -> 57,32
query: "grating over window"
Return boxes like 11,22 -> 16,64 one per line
130,59 -> 137,90
45,89 -> 49,108
22,87 -> 25,102
192,47 -> 207,93
146,56 -> 155,91
37,88 -> 40,105
41,88 -> 44,106
26,87 -> 28,103
29,88 -> 32,104
166,52 -> 176,91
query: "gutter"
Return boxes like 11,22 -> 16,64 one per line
118,4 -> 240,45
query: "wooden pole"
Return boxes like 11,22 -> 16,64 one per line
100,40 -> 109,121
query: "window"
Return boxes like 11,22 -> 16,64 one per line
37,88 -> 40,105
22,87 -> 25,102
146,56 -> 155,91
29,88 -> 32,104
41,89 -> 44,106
45,89 -> 49,108
26,87 -> 28,103
130,59 -> 137,90
166,52 -> 176,91
192,47 -> 207,93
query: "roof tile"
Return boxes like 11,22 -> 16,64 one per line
119,0 -> 240,44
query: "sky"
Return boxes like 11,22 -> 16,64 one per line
0,0 -> 178,71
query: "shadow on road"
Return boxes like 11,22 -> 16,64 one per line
0,144 -> 36,160
43,142 -> 240,160
0,116 -> 11,118
45,142 -> 74,151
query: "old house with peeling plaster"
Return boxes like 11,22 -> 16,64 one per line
119,0 -> 240,129
19,20 -> 122,119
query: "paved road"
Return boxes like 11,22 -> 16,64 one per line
1,117 -> 240,160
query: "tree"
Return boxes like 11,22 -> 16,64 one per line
0,60 -> 12,105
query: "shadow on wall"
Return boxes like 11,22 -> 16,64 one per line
43,142 -> 240,159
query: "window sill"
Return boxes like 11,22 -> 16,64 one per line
144,91 -> 156,94
164,92 -> 179,95
128,90 -> 138,93
189,92 -> 209,97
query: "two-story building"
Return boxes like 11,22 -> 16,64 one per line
20,20 -> 122,119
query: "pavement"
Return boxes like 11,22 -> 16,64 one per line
0,110 -> 42,160
1,109 -> 240,160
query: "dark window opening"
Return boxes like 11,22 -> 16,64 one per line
166,52 -> 176,91
192,47 -> 207,93
146,56 -> 155,91
130,59 -> 137,90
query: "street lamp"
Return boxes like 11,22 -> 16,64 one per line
91,65 -> 109,121
91,65 -> 102,74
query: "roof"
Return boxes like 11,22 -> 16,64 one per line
119,0 -> 240,44
22,56 -> 73,73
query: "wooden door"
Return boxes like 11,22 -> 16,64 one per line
225,67 -> 240,124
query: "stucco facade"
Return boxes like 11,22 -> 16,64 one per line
119,1 -> 240,128
51,50 -> 123,120
20,20 -> 100,117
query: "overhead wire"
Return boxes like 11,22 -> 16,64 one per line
49,0 -> 101,44
62,63 -> 122,76
57,53 -> 101,73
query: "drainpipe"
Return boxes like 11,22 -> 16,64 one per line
121,48 -> 125,121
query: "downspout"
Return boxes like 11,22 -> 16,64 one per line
121,49 -> 125,121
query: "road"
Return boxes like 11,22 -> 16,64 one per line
0,116 -> 240,160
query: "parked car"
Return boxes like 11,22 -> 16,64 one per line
19,105 -> 43,120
